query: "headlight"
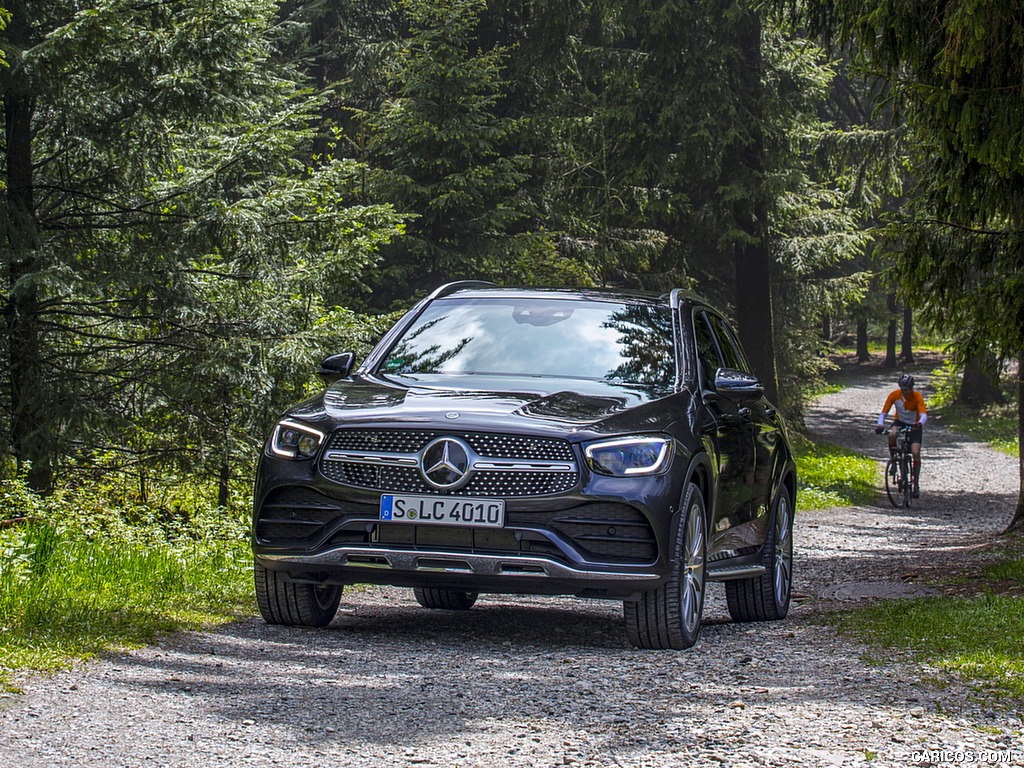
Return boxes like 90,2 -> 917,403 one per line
584,436 -> 672,477
269,419 -> 326,460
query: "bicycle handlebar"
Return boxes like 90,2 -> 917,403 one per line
875,423 -> 914,436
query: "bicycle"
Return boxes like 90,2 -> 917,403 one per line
883,424 -> 914,508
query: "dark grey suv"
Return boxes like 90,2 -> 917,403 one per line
252,282 -> 796,649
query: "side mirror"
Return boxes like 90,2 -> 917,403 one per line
713,367 -> 764,398
318,352 -> 355,384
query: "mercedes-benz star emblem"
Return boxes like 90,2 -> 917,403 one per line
420,437 -> 472,490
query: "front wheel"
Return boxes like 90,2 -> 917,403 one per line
624,482 -> 707,650
254,562 -> 343,627
884,457 -> 902,508
726,485 -> 794,622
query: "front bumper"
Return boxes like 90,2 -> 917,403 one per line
254,545 -> 663,599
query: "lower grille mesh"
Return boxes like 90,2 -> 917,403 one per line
257,489 -> 656,565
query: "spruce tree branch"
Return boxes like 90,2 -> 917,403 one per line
920,218 -> 1023,237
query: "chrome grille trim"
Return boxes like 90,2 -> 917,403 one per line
323,451 -> 418,467
321,429 -> 580,497
473,459 -> 575,472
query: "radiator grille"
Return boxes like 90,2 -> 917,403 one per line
325,429 -> 574,461
321,429 -> 579,497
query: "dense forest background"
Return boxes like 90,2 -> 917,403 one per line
2,0 -> 1022,521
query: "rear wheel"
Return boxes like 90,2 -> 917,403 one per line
726,485 -> 794,623
412,587 -> 479,610
902,454 -> 913,507
254,562 -> 342,627
624,482 -> 707,650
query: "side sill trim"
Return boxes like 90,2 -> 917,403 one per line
706,564 -> 768,582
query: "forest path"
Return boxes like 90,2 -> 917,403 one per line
798,367 -> 1018,601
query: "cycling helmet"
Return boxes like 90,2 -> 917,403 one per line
898,373 -> 914,389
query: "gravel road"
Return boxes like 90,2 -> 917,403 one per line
3,368 -> 1022,768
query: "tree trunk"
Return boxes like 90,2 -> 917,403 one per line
957,352 -> 1004,407
732,10 -> 779,406
856,318 -> 870,362
821,315 -> 831,344
218,461 -> 230,509
1003,351 -> 1024,534
901,306 -> 913,364
884,294 -> 897,368
3,54 -> 52,492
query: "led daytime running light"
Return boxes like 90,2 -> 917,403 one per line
270,419 -> 326,460
584,436 -> 671,477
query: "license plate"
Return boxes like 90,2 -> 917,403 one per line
379,494 -> 505,528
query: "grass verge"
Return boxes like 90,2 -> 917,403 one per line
795,437 -> 878,511
928,360 -> 1019,456
809,363 -> 1024,701
935,403 -> 1019,456
835,552 -> 1024,701
0,479 -> 253,693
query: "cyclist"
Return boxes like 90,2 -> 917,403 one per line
875,373 -> 928,498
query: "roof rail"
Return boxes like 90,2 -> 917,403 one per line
427,280 -> 497,301
668,289 -> 684,391
667,288 -> 684,311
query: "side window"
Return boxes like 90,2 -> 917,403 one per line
707,313 -> 747,372
693,310 -> 724,389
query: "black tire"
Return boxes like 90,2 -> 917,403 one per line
254,562 -> 342,627
412,587 -> 479,610
726,485 -> 794,623
624,482 -> 707,650
885,457 -> 901,508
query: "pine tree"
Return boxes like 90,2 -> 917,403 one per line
0,0 -> 402,494
798,0 -> 1024,529
361,0 -> 539,308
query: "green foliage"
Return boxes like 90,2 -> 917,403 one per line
0,476 -> 251,688
927,359 -> 962,409
1,1 -> 404,496
794,0 -> 1024,523
801,0 -> 1024,362
1,1 -> 922,512
795,437 -> 878,510
360,0 -> 542,307
927,363 -> 1019,455
0,7 -> 7,67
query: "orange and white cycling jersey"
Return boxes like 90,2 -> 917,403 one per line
881,389 -> 927,425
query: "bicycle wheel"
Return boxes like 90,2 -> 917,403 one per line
901,453 -> 913,508
885,457 -> 901,507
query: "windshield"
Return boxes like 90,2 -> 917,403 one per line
380,297 -> 676,388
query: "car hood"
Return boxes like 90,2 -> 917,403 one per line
287,373 -> 685,438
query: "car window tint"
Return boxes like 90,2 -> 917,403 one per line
383,297 -> 676,387
707,313 -> 746,372
693,310 -> 723,389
